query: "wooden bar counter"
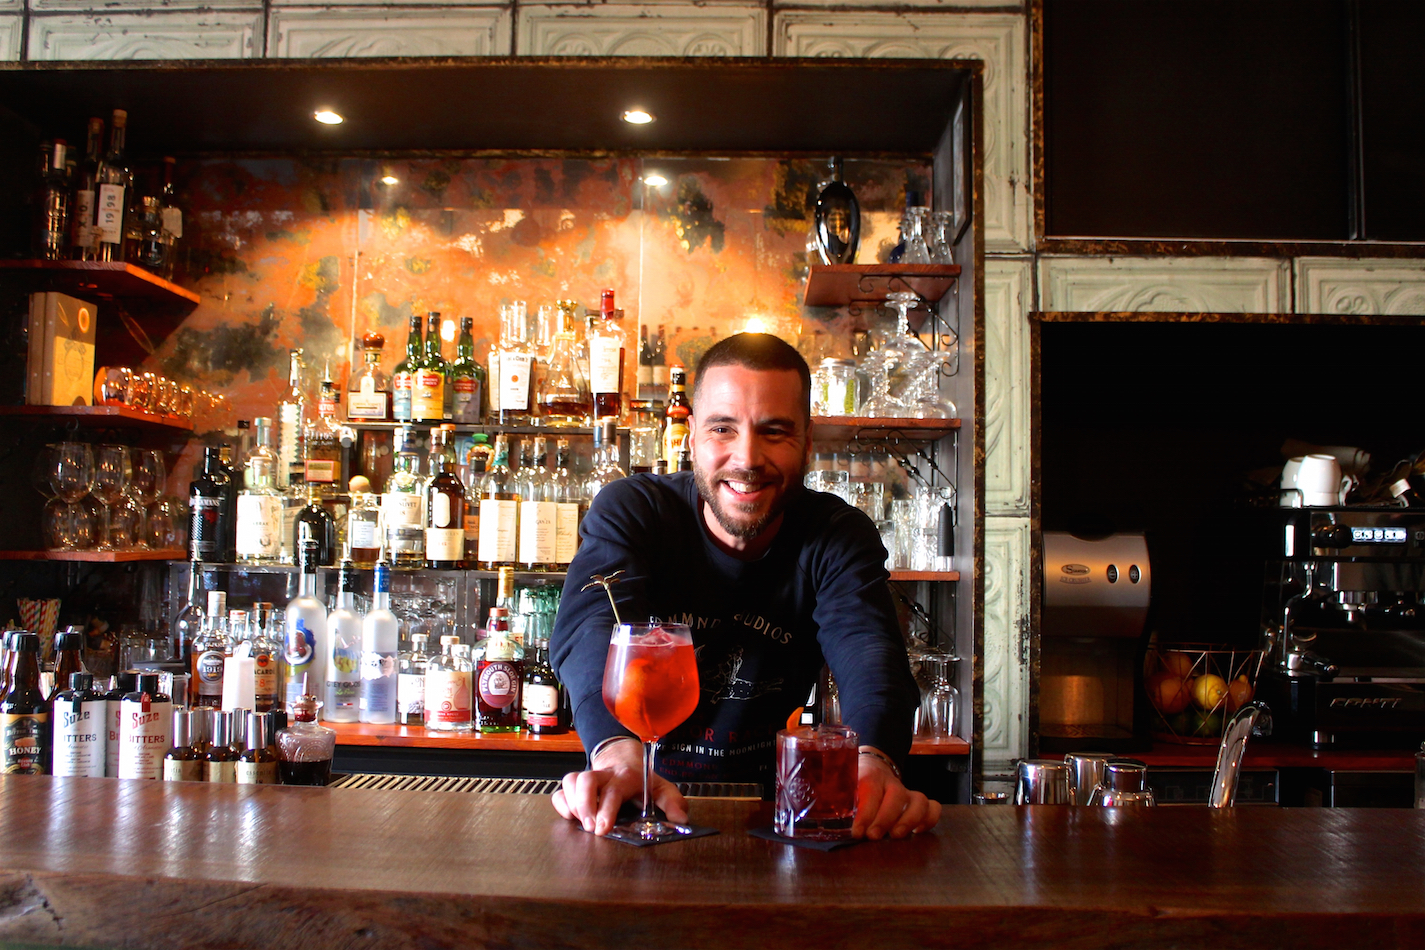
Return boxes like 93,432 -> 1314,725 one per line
1,777 -> 1424,948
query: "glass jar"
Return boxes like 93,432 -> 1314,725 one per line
818,358 -> 859,417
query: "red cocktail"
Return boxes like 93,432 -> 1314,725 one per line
775,724 -> 859,839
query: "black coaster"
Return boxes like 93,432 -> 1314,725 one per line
601,823 -> 720,847
748,825 -> 862,851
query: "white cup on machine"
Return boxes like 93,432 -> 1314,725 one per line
1285,453 -> 1352,507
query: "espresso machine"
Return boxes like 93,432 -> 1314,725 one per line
1259,506 -> 1425,749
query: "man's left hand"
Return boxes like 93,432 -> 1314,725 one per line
852,749 -> 942,840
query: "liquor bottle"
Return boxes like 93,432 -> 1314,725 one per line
127,197 -> 171,276
52,672 -> 103,777
190,592 -> 230,709
250,603 -> 283,714
637,324 -> 653,397
50,630 -> 83,703
118,673 -> 172,781
383,426 -> 426,569
410,312 -> 446,423
518,437 -> 557,572
158,155 -> 182,276
475,608 -> 522,734
163,710 -> 202,782
276,693 -> 335,786
462,433 -> 492,495
190,446 -> 235,563
70,117 -> 103,261
423,427 -> 465,569
304,361 -> 345,498
552,439 -> 581,569
462,434 -> 490,561
283,540 -> 328,710
539,302 -> 592,426
497,301 -> 535,426
236,416 -> 284,564
278,348 -> 306,491
94,109 -> 130,263
236,711 -> 278,784
359,559 -> 399,725
450,317 -> 484,424
523,638 -> 566,735
323,560 -> 361,723
204,711 -> 238,783
663,364 -> 691,466
477,433 -> 520,570
677,447 -> 692,472
347,331 -> 390,422
346,492 -> 381,569
35,139 -> 70,261
216,444 -> 240,563
424,635 -> 473,733
228,703 -> 248,757
391,314 -> 421,424
588,290 -> 626,421
652,325 -> 669,400
295,483 -> 337,567
588,418 -> 627,503
397,632 -> 429,727
103,671 -> 136,778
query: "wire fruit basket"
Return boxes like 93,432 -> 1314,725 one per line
1145,643 -> 1263,745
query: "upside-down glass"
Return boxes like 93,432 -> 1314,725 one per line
775,724 -> 859,840
601,622 -> 700,840
92,444 -> 131,551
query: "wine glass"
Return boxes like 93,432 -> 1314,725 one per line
918,654 -> 959,739
92,444 -> 132,551
129,449 -> 167,548
601,622 -> 700,841
50,442 -> 95,503
32,444 -> 58,499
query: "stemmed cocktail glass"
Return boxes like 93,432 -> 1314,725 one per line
601,622 -> 699,841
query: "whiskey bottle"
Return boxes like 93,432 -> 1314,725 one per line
53,672 -> 104,777
538,302 -> 591,426
588,290 -> 626,421
475,608 -> 522,734
587,418 -> 627,504
477,433 -> 520,570
190,446 -> 234,563
450,316 -> 484,424
236,711 -> 279,785
204,711 -> 238,783
425,427 -> 466,570
347,331 -> 391,422
412,312 -> 448,424
346,492 -> 381,569
523,638 -> 566,735
358,559 -> 399,725
462,434 -> 490,560
518,437 -> 557,572
391,314 -> 421,424
163,710 -> 203,782
303,362 -> 345,498
424,634 -> 473,733
190,591 -> 230,710
383,426 -> 426,569
70,117 -> 103,261
236,416 -> 283,564
283,540 -> 328,710
277,348 -> 306,491
118,673 -> 172,781
94,109 -> 129,263
497,301 -> 535,426
552,439 -> 580,569
323,560 -> 362,723
663,364 -> 691,466
396,633 -> 429,727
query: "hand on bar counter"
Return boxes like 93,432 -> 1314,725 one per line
552,737 -> 688,837
853,745 -> 942,840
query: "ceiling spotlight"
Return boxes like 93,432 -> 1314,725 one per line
313,109 -> 344,125
621,109 -> 655,125
380,175 -> 399,185
643,174 -> 667,187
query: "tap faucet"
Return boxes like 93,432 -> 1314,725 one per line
1208,701 -> 1272,808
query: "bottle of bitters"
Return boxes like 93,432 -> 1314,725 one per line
0,633 -> 50,774
104,671 -> 138,778
53,672 -> 104,777
118,673 -> 172,780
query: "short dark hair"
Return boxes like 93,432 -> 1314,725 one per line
693,332 -> 812,420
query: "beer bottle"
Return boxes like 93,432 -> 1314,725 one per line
0,633 -> 50,774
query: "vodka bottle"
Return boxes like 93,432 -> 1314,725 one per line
359,559 -> 399,724
283,540 -> 328,710
323,559 -> 361,723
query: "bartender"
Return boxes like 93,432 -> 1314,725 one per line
550,333 -> 941,840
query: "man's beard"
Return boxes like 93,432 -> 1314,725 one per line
693,461 -> 806,541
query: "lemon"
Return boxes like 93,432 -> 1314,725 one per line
1191,673 -> 1228,711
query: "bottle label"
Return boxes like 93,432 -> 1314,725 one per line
425,669 -> 472,723
383,492 -> 423,529
205,759 -> 236,784
498,354 -> 532,411
236,759 -> 278,785
54,698 -> 104,778
412,371 -> 445,421
107,699 -> 120,777
392,372 -> 414,421
161,205 -> 184,240
555,502 -> 580,565
349,515 -> 378,551
664,422 -> 690,463
118,699 -> 173,780
254,652 -> 278,708
431,492 -> 454,529
236,493 -> 282,559
305,458 -> 337,484
347,382 -> 388,420
589,337 -> 622,395
285,618 -> 317,672
426,527 -> 464,562
360,652 -> 397,716
525,683 -> 561,725
73,189 -> 96,248
519,500 -> 556,565
1,713 -> 48,774
452,377 -> 480,424
397,673 -> 425,718
478,661 -> 520,710
190,496 -> 223,559
96,183 -> 125,244
486,352 -> 501,413
464,511 -> 480,545
195,649 -> 226,697
477,499 -> 518,563
164,757 -> 203,782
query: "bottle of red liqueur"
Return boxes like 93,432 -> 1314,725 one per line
476,608 -> 522,734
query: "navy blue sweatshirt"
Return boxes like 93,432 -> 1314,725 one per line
550,471 -> 918,786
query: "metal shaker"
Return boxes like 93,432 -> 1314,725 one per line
1063,752 -> 1114,806
1014,759 -> 1072,805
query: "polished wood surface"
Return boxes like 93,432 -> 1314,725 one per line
327,722 -> 971,757
0,777 -> 1423,949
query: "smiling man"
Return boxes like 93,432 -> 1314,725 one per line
549,333 -> 940,840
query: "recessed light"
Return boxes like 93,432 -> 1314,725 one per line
621,109 -> 654,125
380,175 -> 399,185
643,174 -> 667,187
314,109 -> 344,125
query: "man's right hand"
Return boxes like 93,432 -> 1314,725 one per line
551,738 -> 690,836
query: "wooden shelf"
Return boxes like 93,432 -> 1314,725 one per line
0,548 -> 185,562
890,570 -> 960,582
812,415 -> 959,441
804,264 -> 961,308
0,260 -> 199,307
0,404 -> 193,433
347,421 -> 601,437
909,736 -> 971,756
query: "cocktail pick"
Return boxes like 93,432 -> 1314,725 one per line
581,571 -> 626,625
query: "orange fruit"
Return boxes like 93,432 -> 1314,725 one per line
1226,675 -> 1254,713
1162,652 -> 1195,677
1147,672 -> 1191,714
1191,673 -> 1228,711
